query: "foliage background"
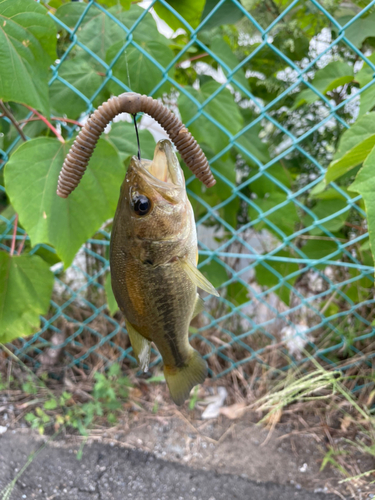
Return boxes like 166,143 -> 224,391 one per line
1,0 -> 375,388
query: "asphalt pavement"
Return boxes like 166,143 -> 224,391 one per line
0,432 -> 342,500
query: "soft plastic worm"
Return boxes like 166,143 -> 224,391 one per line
56,92 -> 216,198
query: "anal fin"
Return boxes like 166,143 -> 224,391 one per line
125,319 -> 151,372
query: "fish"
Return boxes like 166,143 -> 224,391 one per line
110,139 -> 219,406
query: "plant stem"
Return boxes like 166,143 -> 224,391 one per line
18,116 -> 83,127
10,214 -> 18,257
23,105 -> 65,143
0,101 -> 27,141
17,232 -> 28,256
176,52 -> 209,67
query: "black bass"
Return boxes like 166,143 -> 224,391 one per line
110,139 -> 218,405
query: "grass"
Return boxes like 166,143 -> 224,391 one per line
249,353 -> 375,491
0,434 -> 58,500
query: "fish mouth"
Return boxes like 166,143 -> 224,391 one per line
138,139 -> 184,188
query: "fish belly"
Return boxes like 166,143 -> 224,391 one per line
111,250 -> 197,368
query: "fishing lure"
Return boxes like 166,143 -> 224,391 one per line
57,92 -> 215,198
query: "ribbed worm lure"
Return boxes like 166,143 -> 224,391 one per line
56,93 -> 218,405
56,92 -> 215,197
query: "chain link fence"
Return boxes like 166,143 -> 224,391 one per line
1,0 -> 375,385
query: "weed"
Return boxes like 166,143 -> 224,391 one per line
188,386 -> 199,411
23,363 -> 132,436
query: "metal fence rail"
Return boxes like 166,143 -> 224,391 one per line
1,0 -> 375,381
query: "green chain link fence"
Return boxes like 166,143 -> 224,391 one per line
1,0 -> 375,385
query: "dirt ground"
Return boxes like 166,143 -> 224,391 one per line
2,407 -> 373,499
0,430 -> 342,500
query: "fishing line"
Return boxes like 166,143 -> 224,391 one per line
133,113 -> 141,160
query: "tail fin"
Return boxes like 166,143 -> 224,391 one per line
164,349 -> 208,406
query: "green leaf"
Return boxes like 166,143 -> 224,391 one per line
333,113 -> 375,161
235,126 -> 271,166
303,199 -> 348,235
178,80 -> 243,154
44,398 -> 58,410
0,0 -> 57,115
96,0 -> 131,8
248,192 -> 299,238
325,135 -> 375,184
154,0 -> 206,31
105,122 -> 156,165
54,2 -> 97,29
104,274 -> 119,316
302,239 -> 339,267
355,53 -> 375,89
349,147 -> 375,264
359,85 -> 375,118
227,282 -> 248,306
210,36 -> 250,93
107,40 -> 174,96
294,62 -> 353,108
49,58 -> 106,119
199,259 -> 228,289
67,5 -> 165,61
200,0 -> 244,30
255,251 -> 299,306
5,137 -> 124,268
248,164 -> 291,198
0,253 -> 54,343
337,12 -> 375,48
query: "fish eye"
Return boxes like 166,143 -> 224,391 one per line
132,194 -> 151,216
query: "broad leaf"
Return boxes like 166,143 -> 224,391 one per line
178,80 -> 243,154
359,85 -> 375,117
326,134 -> 375,183
200,0 -> 244,30
210,36 -> 250,94
107,40 -> 174,96
302,239 -> 339,259
303,199 -> 348,235
0,253 -> 54,343
248,164 -> 291,198
106,122 -> 156,164
5,138 -> 124,268
248,192 -> 299,238
53,2 -> 97,29
104,273 -> 119,316
337,13 -> 375,48
333,113 -> 375,161
76,5 -> 165,60
49,58 -> 106,119
97,0 -> 131,8
0,0 -> 56,115
235,123 -> 271,166
294,62 -> 353,108
154,0 -> 206,31
349,147 -> 375,264
355,53 -> 375,89
199,259 -> 227,289
255,251 -> 299,306
227,282 -> 248,306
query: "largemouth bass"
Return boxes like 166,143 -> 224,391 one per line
110,139 -> 218,405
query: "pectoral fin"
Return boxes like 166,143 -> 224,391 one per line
192,294 -> 205,319
179,258 -> 220,297
125,319 -> 151,372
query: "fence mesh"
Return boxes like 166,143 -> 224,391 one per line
1,0 -> 375,384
